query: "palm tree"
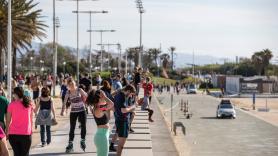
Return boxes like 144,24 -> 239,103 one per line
126,47 -> 139,67
0,0 -> 46,76
148,48 -> 161,67
169,46 -> 176,70
251,49 -> 273,75
160,53 -> 170,78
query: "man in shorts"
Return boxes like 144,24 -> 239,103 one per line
111,85 -> 136,156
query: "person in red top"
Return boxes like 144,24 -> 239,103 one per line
0,126 -> 9,156
142,77 -> 154,122
143,77 -> 154,103
6,87 -> 34,156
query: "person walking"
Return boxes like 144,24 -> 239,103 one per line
80,73 -> 92,93
60,78 -> 88,153
31,76 -> 41,105
134,67 -> 142,96
0,95 -> 9,130
113,74 -> 123,91
0,126 -> 9,156
96,74 -> 102,90
110,85 -> 137,156
35,87 -> 57,147
0,83 -> 6,97
60,79 -> 68,105
87,90 -> 114,156
6,87 -> 34,156
44,75 -> 53,93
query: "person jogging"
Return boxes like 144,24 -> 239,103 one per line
87,90 -> 114,156
60,78 -> 88,153
35,87 -> 57,147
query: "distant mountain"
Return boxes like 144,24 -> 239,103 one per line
174,52 -> 231,68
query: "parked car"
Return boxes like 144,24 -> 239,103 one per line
187,84 -> 197,94
216,100 -> 236,119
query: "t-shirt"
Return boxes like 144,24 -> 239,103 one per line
80,78 -> 91,92
113,80 -> 122,91
114,92 -> 129,122
7,100 -> 33,135
143,83 -> 153,96
134,73 -> 141,85
0,126 -> 5,139
61,84 -> 68,97
0,96 -> 9,124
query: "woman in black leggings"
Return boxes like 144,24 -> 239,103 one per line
60,78 -> 88,153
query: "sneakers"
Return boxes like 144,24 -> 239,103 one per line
66,142 -> 73,153
80,139 -> 86,152
149,119 -> 154,122
41,142 -> 46,147
109,143 -> 117,152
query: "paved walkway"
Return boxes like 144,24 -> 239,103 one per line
150,95 -> 179,156
30,89 -> 154,156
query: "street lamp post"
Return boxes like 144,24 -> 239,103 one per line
7,0 -> 12,101
136,0 -> 145,67
72,10 -> 108,76
30,57 -> 34,72
88,30 -> 116,72
63,61 -> 67,74
57,0 -> 97,85
53,17 -> 60,96
96,43 -> 121,73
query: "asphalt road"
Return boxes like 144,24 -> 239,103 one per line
157,93 -> 278,156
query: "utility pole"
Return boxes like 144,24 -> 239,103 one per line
7,0 -> 12,101
73,10 -> 108,75
136,0 -> 145,67
88,30 -> 116,71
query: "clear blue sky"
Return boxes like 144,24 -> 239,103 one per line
33,0 -> 278,59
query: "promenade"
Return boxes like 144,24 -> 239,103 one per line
27,87 -> 178,156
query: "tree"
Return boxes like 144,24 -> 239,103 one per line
126,47 -> 139,68
169,46 -> 176,70
160,53 -> 170,78
0,0 -> 46,76
251,49 -> 273,75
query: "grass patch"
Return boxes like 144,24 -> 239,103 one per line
152,77 -> 177,85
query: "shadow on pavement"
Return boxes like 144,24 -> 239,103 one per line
200,117 -> 217,119
31,152 -> 96,156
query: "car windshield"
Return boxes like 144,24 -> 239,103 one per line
220,104 -> 233,109
189,84 -> 196,89
221,100 -> 231,105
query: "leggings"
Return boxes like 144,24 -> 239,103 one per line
69,111 -> 87,141
9,135 -> 32,156
94,128 -> 109,156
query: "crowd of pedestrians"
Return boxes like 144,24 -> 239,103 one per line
0,67 -> 155,156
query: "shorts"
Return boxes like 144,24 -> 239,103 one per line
115,120 -> 129,138
33,91 -> 39,100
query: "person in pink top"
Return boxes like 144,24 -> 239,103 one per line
0,126 -> 9,156
6,87 -> 34,156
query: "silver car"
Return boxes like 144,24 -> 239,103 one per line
187,84 -> 197,94
216,100 -> 236,119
